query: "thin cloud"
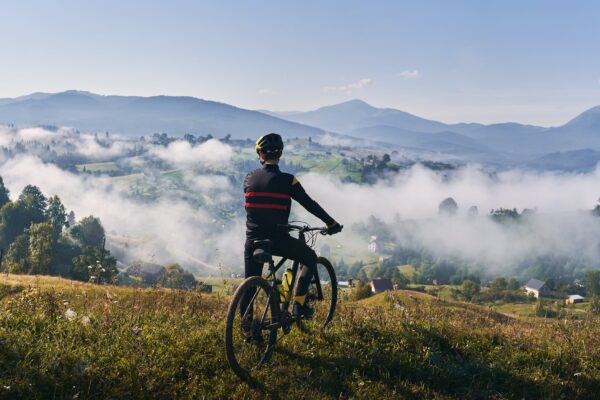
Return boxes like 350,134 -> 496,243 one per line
347,78 -> 374,89
258,88 -> 273,95
399,69 -> 420,79
150,139 -> 233,168
323,78 -> 374,93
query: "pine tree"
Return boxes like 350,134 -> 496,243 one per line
67,211 -> 76,227
0,176 -> 10,208
46,195 -> 68,241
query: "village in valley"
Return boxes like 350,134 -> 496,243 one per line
0,127 -> 597,322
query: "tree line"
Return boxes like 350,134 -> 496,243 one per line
0,176 -> 203,290
0,177 -> 118,282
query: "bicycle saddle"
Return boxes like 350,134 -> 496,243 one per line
253,239 -> 273,263
252,248 -> 273,264
253,239 -> 272,249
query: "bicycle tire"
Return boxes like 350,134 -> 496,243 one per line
224,276 -> 278,380
299,256 -> 337,331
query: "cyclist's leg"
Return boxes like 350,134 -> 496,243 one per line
244,238 -> 264,278
241,238 -> 264,320
271,235 -> 318,306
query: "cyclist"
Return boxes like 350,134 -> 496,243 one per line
244,133 -> 342,318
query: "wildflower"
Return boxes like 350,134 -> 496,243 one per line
65,308 -> 77,321
132,326 -> 142,336
81,316 -> 91,326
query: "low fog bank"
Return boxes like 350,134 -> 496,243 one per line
297,165 -> 600,277
0,154 -> 244,275
0,126 -> 135,161
301,164 -> 600,223
1,124 -> 600,278
392,212 -> 600,276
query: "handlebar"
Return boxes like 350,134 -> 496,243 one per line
278,223 -> 343,235
278,224 -> 327,233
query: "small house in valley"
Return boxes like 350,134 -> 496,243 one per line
524,278 -> 547,298
566,294 -> 584,304
338,279 -> 356,289
370,277 -> 394,294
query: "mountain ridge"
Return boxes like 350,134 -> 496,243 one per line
269,99 -> 600,158
2,91 -> 600,166
0,91 -> 326,139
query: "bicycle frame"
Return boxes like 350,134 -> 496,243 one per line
260,226 -> 325,329
226,223 -> 338,378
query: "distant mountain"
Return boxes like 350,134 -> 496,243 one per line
276,99 -> 456,134
564,105 -> 600,131
525,149 -> 600,172
0,91 -> 325,139
457,123 -> 548,156
271,100 -> 600,160
4,91 -> 600,170
529,106 -> 600,153
349,125 -> 491,154
0,92 -> 55,105
269,99 -> 551,155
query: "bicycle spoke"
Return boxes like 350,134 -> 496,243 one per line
225,277 -> 278,379
301,257 -> 337,331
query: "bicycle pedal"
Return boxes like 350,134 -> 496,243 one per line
279,310 -> 292,334
244,335 -> 264,345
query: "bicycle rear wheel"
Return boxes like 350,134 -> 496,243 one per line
224,276 -> 278,380
301,256 -> 337,331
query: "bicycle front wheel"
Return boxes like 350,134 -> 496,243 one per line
303,256 -> 337,331
224,276 -> 278,380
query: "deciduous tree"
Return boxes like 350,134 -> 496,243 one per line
71,216 -> 105,247
27,223 -> 55,275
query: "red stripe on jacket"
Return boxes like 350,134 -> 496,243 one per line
244,202 -> 289,211
245,192 -> 291,200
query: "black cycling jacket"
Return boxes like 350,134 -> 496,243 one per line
244,163 -> 334,238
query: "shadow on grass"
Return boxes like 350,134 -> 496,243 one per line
245,325 -> 597,400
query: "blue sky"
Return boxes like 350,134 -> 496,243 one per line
0,0 -> 599,125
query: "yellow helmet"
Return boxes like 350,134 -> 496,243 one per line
255,133 -> 284,154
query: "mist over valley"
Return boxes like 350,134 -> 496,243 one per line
1,95 -> 600,285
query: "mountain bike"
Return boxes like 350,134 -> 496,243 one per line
224,224 -> 338,380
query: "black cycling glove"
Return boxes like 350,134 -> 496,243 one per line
325,221 -> 343,235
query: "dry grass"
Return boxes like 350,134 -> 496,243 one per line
0,274 -> 598,399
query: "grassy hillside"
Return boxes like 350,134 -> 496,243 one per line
0,274 -> 598,399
